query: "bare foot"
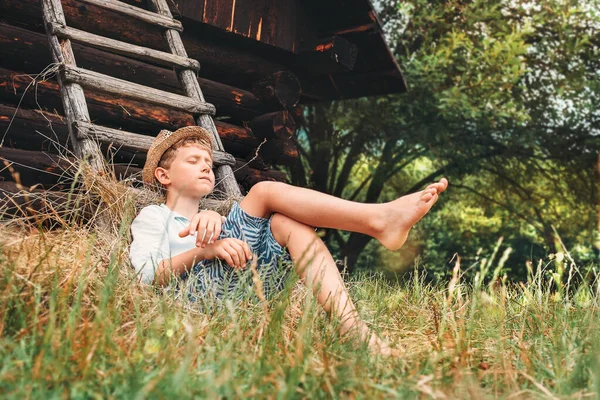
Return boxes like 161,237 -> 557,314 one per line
375,178 -> 448,251
367,333 -> 400,357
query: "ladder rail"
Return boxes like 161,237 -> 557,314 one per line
41,0 -> 105,171
148,0 -> 242,196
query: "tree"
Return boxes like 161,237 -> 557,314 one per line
290,0 -> 600,272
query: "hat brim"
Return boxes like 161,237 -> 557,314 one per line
142,126 -> 214,185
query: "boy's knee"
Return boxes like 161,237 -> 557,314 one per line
270,213 -> 313,247
248,181 -> 285,200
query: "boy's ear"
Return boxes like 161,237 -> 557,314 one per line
154,167 -> 171,186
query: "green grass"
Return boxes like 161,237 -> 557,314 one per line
1,222 -> 598,399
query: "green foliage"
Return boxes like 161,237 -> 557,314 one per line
292,0 -> 599,274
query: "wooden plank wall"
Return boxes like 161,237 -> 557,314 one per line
176,0 -> 297,52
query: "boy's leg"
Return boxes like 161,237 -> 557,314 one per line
240,179 -> 448,251
270,213 -> 394,355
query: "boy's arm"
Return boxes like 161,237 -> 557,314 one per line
153,246 -> 208,287
130,207 -> 252,287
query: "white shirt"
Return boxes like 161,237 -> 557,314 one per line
130,204 -> 202,284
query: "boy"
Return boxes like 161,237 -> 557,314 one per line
129,126 -> 448,356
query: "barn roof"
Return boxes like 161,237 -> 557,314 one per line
174,0 -> 408,102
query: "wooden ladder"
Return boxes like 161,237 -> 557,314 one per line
40,0 -> 241,197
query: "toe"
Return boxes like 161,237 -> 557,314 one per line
421,191 -> 434,202
439,178 -> 448,192
428,193 -> 439,205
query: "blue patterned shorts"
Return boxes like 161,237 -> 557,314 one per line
185,202 -> 292,303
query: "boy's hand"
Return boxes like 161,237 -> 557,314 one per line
179,210 -> 225,248
203,238 -> 253,270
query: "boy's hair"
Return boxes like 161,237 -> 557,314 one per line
157,137 -> 213,170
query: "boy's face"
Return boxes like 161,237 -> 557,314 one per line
154,144 -> 215,199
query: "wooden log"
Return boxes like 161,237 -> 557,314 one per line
49,23 -> 200,71
76,0 -> 183,31
260,137 -> 299,165
60,65 -> 216,115
233,159 -> 288,191
296,36 -> 359,73
0,68 -> 194,138
0,181 -> 93,226
0,70 -> 299,165
0,146 -> 141,187
0,22 -> 265,120
249,111 -> 296,140
252,72 -> 302,109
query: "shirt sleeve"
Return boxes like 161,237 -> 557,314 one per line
129,205 -> 170,284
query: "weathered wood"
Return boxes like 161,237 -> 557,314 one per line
76,0 -> 183,31
41,0 -> 106,172
49,23 -> 200,71
0,181 -> 93,226
252,72 -> 302,109
296,36 -> 358,73
73,120 -> 236,167
260,137 -> 299,165
249,111 -> 296,140
0,103 -> 69,151
233,159 -> 288,190
61,65 -> 216,115
0,22 -> 264,120
148,0 -> 241,197
0,147 -> 140,186
0,70 -> 299,165
0,77 -> 267,160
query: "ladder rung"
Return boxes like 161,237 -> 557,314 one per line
49,23 -> 200,72
61,65 -> 216,115
76,0 -> 183,31
73,121 -> 236,167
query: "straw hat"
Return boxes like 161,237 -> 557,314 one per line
142,126 -> 214,184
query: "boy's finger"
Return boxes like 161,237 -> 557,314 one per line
243,243 -> 252,260
220,252 -> 234,268
178,225 -> 190,238
201,220 -> 216,248
236,243 -> 249,268
212,224 -> 222,245
227,244 -> 241,268
189,213 -> 202,235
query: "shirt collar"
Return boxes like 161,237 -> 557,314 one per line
159,203 -> 190,222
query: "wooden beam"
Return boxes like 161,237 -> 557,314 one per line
0,0 -> 295,90
296,36 -> 358,73
49,23 -> 200,71
0,147 -> 141,186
